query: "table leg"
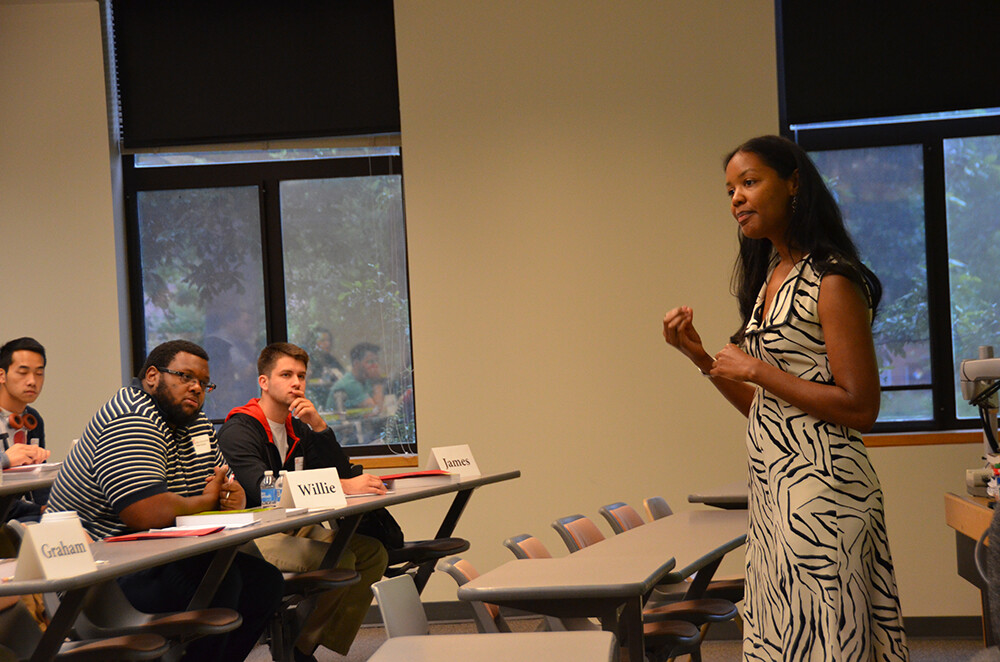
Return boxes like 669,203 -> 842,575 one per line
0,491 -> 23,524
685,557 -> 722,600
433,488 -> 473,539
187,545 -> 239,610
29,586 -> 88,662
620,596 -> 644,662
319,513 -> 362,569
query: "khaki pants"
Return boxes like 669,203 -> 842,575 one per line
254,526 -> 387,656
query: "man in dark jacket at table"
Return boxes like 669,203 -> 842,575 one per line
218,342 -> 387,662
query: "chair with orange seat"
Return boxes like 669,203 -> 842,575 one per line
435,557 -> 511,634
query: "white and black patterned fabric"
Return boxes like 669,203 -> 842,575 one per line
48,385 -> 223,540
740,255 -> 909,661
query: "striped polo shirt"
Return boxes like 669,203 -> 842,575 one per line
48,385 -> 223,540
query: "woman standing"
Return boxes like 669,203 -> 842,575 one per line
663,135 -> 908,661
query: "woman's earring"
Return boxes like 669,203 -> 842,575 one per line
791,195 -> 798,215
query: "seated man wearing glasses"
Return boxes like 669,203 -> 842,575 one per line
48,340 -> 284,662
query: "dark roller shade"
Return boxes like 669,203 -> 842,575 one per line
112,0 -> 400,148
779,0 -> 1000,127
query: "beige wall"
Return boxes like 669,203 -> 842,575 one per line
0,0 -> 983,618
0,0 -> 125,446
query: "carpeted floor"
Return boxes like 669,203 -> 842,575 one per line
246,617 -> 996,661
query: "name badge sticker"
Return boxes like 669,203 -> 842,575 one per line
15,516 -> 96,580
191,435 -> 212,455
281,468 -> 348,509
427,445 -> 481,477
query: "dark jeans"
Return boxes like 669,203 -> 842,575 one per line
118,551 -> 284,662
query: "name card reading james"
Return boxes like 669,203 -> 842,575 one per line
427,445 -> 481,477
279,467 -> 347,509
15,516 -> 96,580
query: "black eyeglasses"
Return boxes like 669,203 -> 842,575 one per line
156,367 -> 216,393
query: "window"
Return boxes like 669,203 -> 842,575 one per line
794,120 -> 1000,432
125,148 -> 416,458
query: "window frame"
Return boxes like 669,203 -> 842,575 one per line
122,151 -> 415,459
788,116 -> 1000,433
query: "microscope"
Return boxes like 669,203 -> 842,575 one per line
961,346 -> 1000,497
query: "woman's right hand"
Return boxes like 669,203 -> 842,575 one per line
662,306 -> 713,372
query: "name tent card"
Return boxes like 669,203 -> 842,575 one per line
427,445 -> 481,477
15,513 -> 96,580
279,467 -> 347,509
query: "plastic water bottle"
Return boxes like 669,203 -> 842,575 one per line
276,470 -> 288,505
260,470 -> 279,508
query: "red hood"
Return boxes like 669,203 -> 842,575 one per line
226,398 -> 301,462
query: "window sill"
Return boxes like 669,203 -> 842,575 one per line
865,430 -> 982,447
356,455 -> 419,469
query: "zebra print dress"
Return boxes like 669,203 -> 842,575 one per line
740,256 -> 909,662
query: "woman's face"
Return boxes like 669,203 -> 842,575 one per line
724,151 -> 798,242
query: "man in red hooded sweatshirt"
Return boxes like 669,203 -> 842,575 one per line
218,342 -> 387,662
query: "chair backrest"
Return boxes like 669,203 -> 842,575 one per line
370,574 -> 429,637
551,514 -> 605,553
598,502 -> 646,534
435,557 -> 507,633
503,534 -> 553,560
643,496 -> 674,521
0,597 -> 42,660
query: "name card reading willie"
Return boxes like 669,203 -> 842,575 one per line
279,467 -> 347,509
427,445 -> 481,477
15,515 -> 96,580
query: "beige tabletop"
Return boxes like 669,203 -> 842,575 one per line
368,631 -> 618,662
457,508 -> 746,662
574,508 -> 748,582
687,480 -> 749,509
3,469 -> 521,662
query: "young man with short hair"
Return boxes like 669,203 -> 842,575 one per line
325,341 -> 385,413
48,340 -> 284,662
218,342 -> 388,662
0,337 -> 52,522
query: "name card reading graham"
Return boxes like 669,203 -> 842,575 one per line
279,467 -> 348,509
15,515 -> 96,580
428,444 -> 481,477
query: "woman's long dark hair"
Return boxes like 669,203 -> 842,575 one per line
725,135 -> 882,343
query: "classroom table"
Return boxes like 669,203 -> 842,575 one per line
457,508 -> 746,662
944,491 -> 996,645
0,469 -> 520,662
687,481 -> 749,510
367,631 -> 618,662
0,465 -> 58,522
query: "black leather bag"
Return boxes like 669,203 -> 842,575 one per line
356,507 -> 404,551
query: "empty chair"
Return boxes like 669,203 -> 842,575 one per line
268,568 -> 361,662
370,574 -> 429,638
599,501 -> 647,535
74,580 -> 242,642
644,496 -> 674,521
502,533 -> 553,560
4,520 -> 243,660
551,514 -> 606,553
436,557 -> 510,633
621,500 -> 746,606
509,528 -> 735,661
0,595 -> 169,662
383,536 -> 471,593
501,537 -> 590,632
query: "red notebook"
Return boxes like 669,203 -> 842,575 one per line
379,470 -> 456,489
104,526 -> 224,542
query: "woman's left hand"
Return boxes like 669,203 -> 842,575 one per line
710,343 -> 760,382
